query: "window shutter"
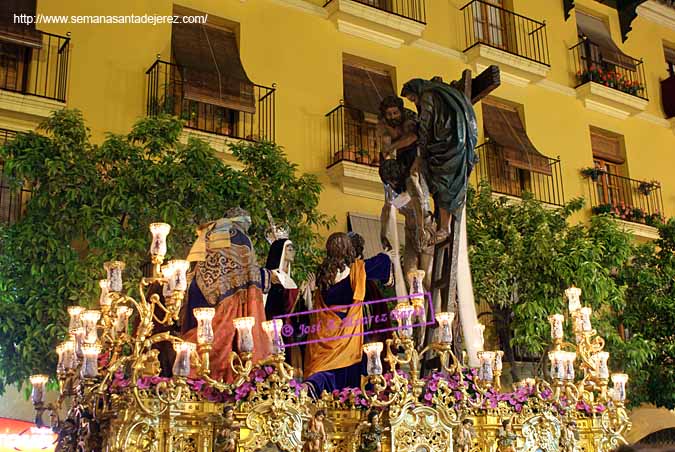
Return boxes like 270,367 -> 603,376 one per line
343,64 -> 396,116
172,21 -> 255,114
590,130 -> 624,164
576,12 -> 635,70
482,101 -> 553,175
0,0 -> 42,48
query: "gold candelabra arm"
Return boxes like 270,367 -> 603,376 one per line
230,351 -> 254,388
259,353 -> 295,382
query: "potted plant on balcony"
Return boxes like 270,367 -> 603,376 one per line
580,167 -> 604,182
355,149 -> 371,165
637,180 -> 661,196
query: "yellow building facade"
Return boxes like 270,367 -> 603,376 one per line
1,0 -> 675,433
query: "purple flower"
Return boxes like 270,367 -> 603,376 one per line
424,392 -> 433,401
427,381 -> 438,392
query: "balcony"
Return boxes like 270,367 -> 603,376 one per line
0,129 -> 32,226
323,0 -> 426,48
471,142 -> 565,207
0,31 -> 70,118
145,60 -> 276,146
325,103 -> 384,199
461,0 -> 550,86
586,171 -> 664,238
570,40 -> 648,119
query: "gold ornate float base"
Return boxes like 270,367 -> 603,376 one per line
103,400 -> 618,452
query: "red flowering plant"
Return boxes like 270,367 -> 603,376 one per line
576,64 -> 644,96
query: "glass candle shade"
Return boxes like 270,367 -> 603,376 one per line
149,223 -> 171,257
104,261 -> 125,292
71,327 -> 85,356
98,279 -> 111,308
594,352 -> 610,379
233,317 -> 255,353
548,314 -> 564,340
563,351 -> 576,381
565,286 -> 582,313
80,343 -> 101,378
494,350 -> 504,372
435,312 -> 455,344
194,308 -> 216,345
29,375 -> 48,405
61,340 -> 76,370
408,270 -> 426,305
549,351 -> 565,380
115,306 -> 131,335
478,351 -> 495,382
170,260 -> 190,292
67,306 -> 85,332
611,373 -> 628,402
262,319 -> 284,355
172,342 -> 196,377
56,343 -> 66,373
579,307 -> 592,332
161,263 -> 176,298
81,310 -> 101,344
394,303 -> 414,338
362,342 -> 384,376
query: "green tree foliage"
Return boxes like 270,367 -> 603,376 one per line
0,110 -> 332,393
466,182 -> 653,398
620,219 -> 675,409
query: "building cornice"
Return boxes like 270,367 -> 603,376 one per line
637,0 -> 675,31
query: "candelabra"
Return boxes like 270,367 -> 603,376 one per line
30,222 -> 294,451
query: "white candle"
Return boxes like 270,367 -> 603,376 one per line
393,303 -> 414,338
233,317 -> 255,353
172,342 -> 195,377
362,342 -> 384,376
161,263 -> 176,298
81,310 -> 101,344
594,352 -> 610,379
29,375 -> 48,405
61,340 -> 76,370
435,312 -> 454,344
494,350 -> 504,372
149,223 -> 171,257
98,279 -> 111,308
564,351 -> 576,381
194,308 -> 215,345
104,261 -> 125,292
67,306 -> 85,332
548,314 -> 564,340
579,307 -> 592,332
71,327 -> 85,356
81,343 -> 101,378
611,373 -> 628,402
565,286 -> 582,312
262,319 -> 284,355
549,351 -> 565,379
478,351 -> 495,382
170,260 -> 190,292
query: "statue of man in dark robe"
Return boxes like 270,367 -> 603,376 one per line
400,79 -> 479,243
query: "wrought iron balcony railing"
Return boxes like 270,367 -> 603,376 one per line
323,0 -> 426,24
146,60 -> 276,142
0,31 -> 70,102
570,39 -> 648,100
326,104 -> 381,168
471,142 -> 565,207
0,129 -> 32,226
461,0 -> 549,66
586,171 -> 664,226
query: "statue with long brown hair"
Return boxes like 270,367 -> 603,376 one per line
303,232 -> 392,396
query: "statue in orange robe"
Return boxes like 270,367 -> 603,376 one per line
181,208 -> 271,382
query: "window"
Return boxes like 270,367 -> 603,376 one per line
470,0 -> 507,50
0,0 -> 42,93
665,45 -> 675,78
341,58 -> 396,166
590,128 -> 628,207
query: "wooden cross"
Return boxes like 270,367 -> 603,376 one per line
424,65 -> 501,361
